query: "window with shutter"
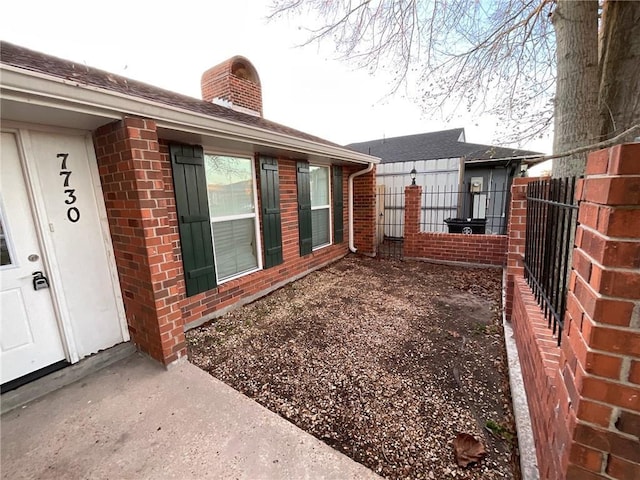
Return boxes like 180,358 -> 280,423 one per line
259,156 -> 283,268
297,161 -> 332,255
332,166 -> 344,243
310,165 -> 331,248
169,143 -> 217,296
297,161 -> 313,256
205,154 -> 262,282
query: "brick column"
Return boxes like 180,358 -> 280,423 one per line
505,177 -> 538,321
560,144 -> 640,479
404,185 -> 422,257
352,166 -> 377,256
94,117 -> 185,365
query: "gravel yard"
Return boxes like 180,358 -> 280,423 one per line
187,255 -> 518,479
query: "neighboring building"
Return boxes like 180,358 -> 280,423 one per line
0,41 -> 378,390
347,129 -> 542,236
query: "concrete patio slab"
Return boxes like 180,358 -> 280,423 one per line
1,353 -> 379,480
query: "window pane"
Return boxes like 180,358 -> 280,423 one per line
311,208 -> 330,247
205,155 -> 254,217
212,218 -> 258,280
0,215 -> 12,266
310,166 -> 329,207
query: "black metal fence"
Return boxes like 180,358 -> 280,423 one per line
375,181 -> 511,259
524,177 -> 578,345
376,187 -> 404,259
420,181 -> 510,234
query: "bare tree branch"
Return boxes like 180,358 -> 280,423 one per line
268,0 -> 638,164
469,123 -> 640,164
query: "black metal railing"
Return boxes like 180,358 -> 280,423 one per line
376,187 -> 404,259
524,177 -> 578,345
421,181 -> 510,234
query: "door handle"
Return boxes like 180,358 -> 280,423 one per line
32,271 -> 50,291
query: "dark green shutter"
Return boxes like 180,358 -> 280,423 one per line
296,161 -> 312,256
169,143 -> 217,296
332,166 -> 344,243
259,156 -> 283,268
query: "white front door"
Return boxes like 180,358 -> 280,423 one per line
25,130 -> 127,359
1,132 -> 66,385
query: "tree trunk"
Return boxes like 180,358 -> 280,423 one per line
598,0 -> 640,142
551,0 -> 600,178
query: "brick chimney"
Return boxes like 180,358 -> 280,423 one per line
201,56 -> 263,117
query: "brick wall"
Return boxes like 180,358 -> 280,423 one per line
505,177 -> 537,320
404,185 -> 507,266
511,277 -> 567,479
170,153 -> 360,327
94,116 -> 377,364
506,176 -> 574,480
94,118 -> 185,365
506,145 -> 640,480
352,166 -> 377,256
558,144 -> 640,479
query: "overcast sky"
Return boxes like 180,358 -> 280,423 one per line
2,0 -> 552,153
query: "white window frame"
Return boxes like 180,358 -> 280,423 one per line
205,152 -> 263,284
310,164 -> 332,251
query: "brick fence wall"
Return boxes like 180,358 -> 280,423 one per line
94,117 -> 376,364
505,177 -> 536,321
404,185 -> 507,266
507,144 -> 640,480
510,277 -> 567,479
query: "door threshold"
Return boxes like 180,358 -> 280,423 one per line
1,342 -> 135,415
1,360 -> 70,394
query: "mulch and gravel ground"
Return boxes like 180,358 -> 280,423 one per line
187,255 -> 519,479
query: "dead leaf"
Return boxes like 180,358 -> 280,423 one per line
452,433 -> 486,467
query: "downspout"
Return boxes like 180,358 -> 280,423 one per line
348,162 -> 375,253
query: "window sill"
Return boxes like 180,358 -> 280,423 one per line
312,242 -> 332,252
217,266 -> 261,285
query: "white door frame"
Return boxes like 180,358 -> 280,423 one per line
3,122 -> 129,365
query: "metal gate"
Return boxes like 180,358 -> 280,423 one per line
376,186 -> 404,260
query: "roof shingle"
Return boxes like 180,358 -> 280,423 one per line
0,41 -> 340,148
346,129 -> 541,163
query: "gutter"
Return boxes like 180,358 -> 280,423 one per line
348,162 -> 375,253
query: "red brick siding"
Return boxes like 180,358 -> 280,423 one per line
94,118 -> 185,364
228,75 -> 263,115
164,151 -> 359,326
352,166 -> 377,256
404,185 -> 507,266
507,144 -> 640,480
159,137 -> 375,326
408,232 -> 507,265
505,177 -> 537,320
558,145 -> 640,480
95,117 -> 378,364
512,277 -> 568,479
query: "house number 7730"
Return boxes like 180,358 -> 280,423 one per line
57,153 -> 80,223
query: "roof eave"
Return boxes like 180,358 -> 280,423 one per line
464,156 -> 544,165
0,65 -> 379,165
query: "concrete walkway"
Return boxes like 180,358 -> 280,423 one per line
1,353 -> 378,480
